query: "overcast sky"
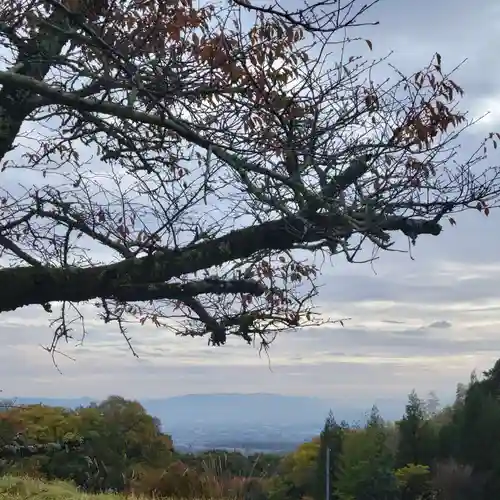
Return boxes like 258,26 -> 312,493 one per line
1,0 -> 500,418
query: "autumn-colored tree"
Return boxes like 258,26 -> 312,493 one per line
268,440 -> 320,500
394,463 -> 432,500
2,404 -> 80,443
0,397 -> 173,493
0,0 -> 498,352
0,403 -> 84,478
129,459 -> 204,498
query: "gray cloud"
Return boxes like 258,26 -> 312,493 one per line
1,0 -> 500,417
429,321 -> 452,329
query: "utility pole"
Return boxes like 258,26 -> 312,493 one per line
325,446 -> 330,500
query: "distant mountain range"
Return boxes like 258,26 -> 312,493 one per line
5,393 -> 404,454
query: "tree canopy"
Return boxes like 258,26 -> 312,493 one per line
0,0 -> 498,351
5,360 -> 500,498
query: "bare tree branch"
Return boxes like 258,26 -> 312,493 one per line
0,0 -> 497,352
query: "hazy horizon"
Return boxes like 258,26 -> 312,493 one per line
1,391 -> 457,425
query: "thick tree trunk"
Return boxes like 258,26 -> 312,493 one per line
0,4 -> 77,159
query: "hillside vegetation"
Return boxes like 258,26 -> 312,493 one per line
2,361 -> 500,499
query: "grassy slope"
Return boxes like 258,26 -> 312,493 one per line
0,475 -> 134,500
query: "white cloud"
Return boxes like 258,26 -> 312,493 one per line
1,253 -> 498,410
1,0 -> 500,418
469,95 -> 500,130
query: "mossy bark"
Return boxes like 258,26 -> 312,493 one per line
0,213 -> 441,312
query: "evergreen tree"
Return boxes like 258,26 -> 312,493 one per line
396,390 -> 437,468
336,406 -> 399,500
315,411 -> 345,500
454,363 -> 500,498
